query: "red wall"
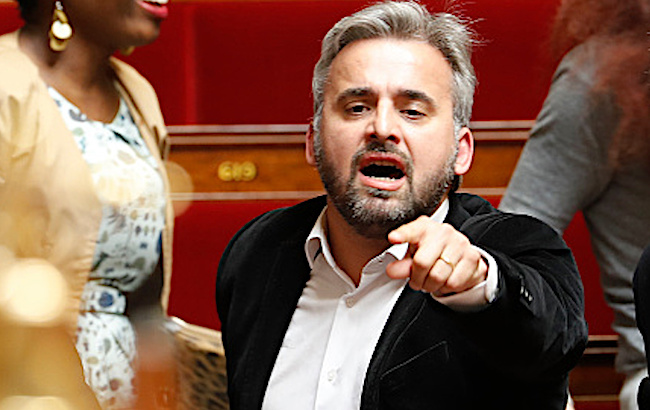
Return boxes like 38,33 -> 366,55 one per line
0,0 -> 559,125
128,0 -> 561,125
0,0 -> 561,125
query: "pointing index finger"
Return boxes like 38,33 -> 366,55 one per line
387,215 -> 430,245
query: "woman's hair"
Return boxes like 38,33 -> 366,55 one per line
311,1 -> 477,137
551,0 -> 650,168
15,0 -> 38,22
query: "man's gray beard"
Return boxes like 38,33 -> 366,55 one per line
315,139 -> 457,240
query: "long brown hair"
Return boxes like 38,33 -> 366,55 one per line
550,0 -> 650,169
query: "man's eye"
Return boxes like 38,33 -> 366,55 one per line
402,109 -> 425,119
347,105 -> 368,115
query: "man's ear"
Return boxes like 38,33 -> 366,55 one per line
454,126 -> 474,176
306,123 -> 317,166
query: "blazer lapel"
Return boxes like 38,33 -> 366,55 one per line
361,287 -> 426,409
444,193 -> 472,229
241,231 -> 313,408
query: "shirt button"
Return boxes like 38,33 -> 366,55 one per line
345,298 -> 355,308
327,370 -> 336,382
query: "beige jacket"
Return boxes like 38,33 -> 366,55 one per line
0,30 -> 175,331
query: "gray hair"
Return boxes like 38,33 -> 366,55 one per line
312,1 -> 477,136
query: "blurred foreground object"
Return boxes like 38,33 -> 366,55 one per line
0,249 -> 100,409
0,258 -> 67,326
131,315 -> 179,410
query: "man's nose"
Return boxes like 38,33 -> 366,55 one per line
368,103 -> 401,144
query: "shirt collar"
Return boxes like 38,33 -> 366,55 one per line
304,198 -> 450,269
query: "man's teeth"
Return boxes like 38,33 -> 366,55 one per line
372,160 -> 398,167
146,0 -> 168,5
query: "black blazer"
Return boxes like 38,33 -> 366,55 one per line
633,245 -> 650,408
216,193 -> 588,410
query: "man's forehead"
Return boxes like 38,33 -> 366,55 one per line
325,38 -> 453,100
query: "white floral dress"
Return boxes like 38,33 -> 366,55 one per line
49,87 -> 166,409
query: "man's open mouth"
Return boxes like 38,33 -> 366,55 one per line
357,154 -> 408,191
360,161 -> 405,181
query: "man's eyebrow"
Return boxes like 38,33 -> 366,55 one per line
336,87 -> 374,104
399,89 -> 435,107
335,88 -> 437,108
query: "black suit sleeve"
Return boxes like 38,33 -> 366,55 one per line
633,245 -> 650,408
459,212 -> 588,380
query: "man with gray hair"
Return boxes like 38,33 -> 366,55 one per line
216,2 -> 587,409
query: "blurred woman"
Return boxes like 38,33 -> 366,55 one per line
500,0 -> 650,408
0,0 -> 174,408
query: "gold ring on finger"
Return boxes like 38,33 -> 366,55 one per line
439,255 -> 455,271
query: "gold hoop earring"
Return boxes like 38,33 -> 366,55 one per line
49,1 -> 73,52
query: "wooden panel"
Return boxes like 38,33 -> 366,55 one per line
464,141 -> 524,191
571,336 -> 624,406
168,125 -> 322,200
167,120 -> 531,200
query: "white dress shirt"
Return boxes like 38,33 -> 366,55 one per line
261,199 -> 498,410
